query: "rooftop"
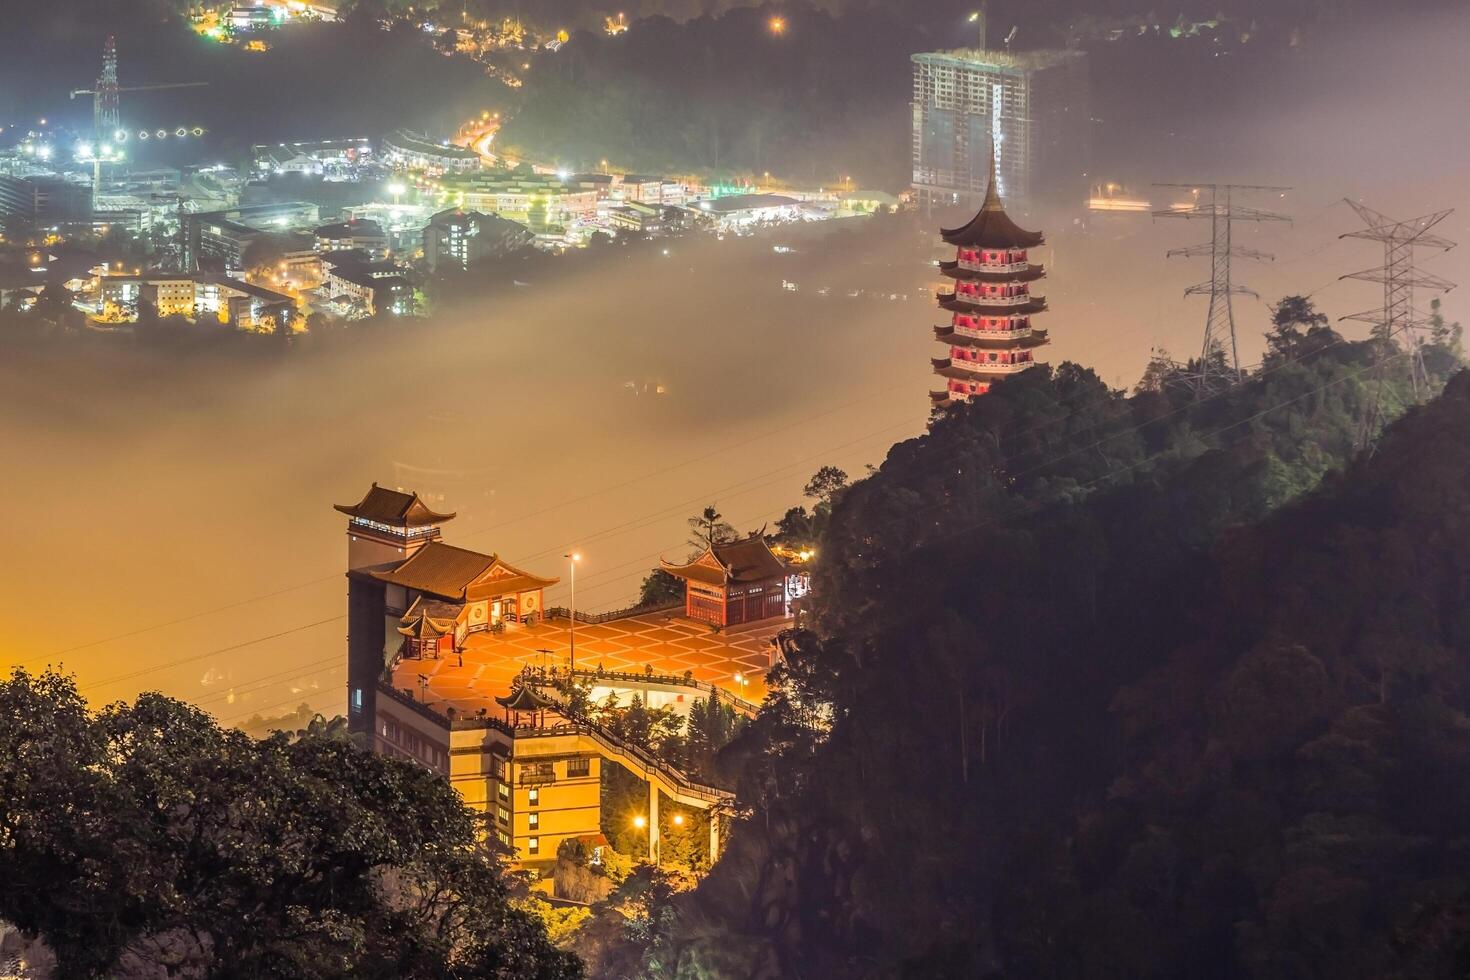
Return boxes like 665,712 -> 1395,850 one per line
371,540 -> 557,602
335,482 -> 456,527
913,47 -> 1087,72
388,610 -> 781,718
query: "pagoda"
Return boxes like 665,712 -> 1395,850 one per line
930,157 -> 1050,408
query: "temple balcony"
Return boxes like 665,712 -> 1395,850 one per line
948,357 -> 1035,375
948,291 -> 1034,307
956,258 -> 1032,274
948,322 -> 1032,341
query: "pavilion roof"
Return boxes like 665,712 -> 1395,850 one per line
335,483 -> 455,527
373,540 -> 557,601
496,684 -> 553,712
934,325 -> 1051,350
396,596 -> 462,638
662,534 -> 788,587
939,159 -> 1045,250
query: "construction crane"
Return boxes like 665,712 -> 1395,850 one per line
71,36 -> 207,140
69,81 -> 209,99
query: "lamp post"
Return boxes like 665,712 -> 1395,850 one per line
733,672 -> 748,700
565,552 -> 581,671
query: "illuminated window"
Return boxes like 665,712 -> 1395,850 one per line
497,782 -> 509,802
528,837 -> 540,855
528,813 -> 539,830
528,788 -> 539,806
498,805 -> 510,826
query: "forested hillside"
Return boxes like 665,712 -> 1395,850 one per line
596,323 -> 1470,977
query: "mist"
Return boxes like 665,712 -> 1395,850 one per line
4,3 -> 1467,730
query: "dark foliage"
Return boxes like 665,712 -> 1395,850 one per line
0,672 -> 582,979
617,336 -> 1470,977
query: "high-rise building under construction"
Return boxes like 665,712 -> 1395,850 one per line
911,47 -> 1089,211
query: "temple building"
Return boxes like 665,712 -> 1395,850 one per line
930,161 -> 1050,408
660,534 -> 809,628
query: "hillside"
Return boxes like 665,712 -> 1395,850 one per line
590,331 -> 1470,977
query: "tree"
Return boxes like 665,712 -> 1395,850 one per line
687,505 -> 736,552
802,465 -> 848,504
638,568 -> 684,607
0,670 -> 582,979
1265,294 -> 1338,363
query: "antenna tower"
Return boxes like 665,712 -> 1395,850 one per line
95,35 -> 120,141
1154,183 -> 1291,391
1339,200 -> 1456,409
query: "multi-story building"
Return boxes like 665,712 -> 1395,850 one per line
421,208 -> 535,271
438,173 -> 599,231
381,130 -> 481,175
0,174 -> 92,225
911,47 -> 1089,211
314,218 -> 388,259
322,260 -> 414,318
182,202 -> 319,272
194,275 -> 297,329
927,163 -> 1051,407
618,175 -> 688,207
98,274 -> 198,318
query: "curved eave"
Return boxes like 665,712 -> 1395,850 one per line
939,217 -> 1045,250
934,326 -> 1051,349
932,360 -> 1040,382
937,294 -> 1048,316
939,262 -> 1046,283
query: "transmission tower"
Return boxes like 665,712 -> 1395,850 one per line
1339,200 -> 1456,405
94,35 -> 120,141
1154,183 -> 1291,391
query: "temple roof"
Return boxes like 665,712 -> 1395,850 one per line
397,596 -> 462,638
661,534 -> 789,587
939,260 -> 1046,283
939,158 -> 1044,249
335,483 -> 455,527
938,293 -> 1048,317
372,541 -> 558,600
935,325 -> 1051,350
496,684 -> 553,712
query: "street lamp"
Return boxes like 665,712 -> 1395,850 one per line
565,552 -> 581,671
632,814 -> 646,829
387,181 -> 406,205
733,672 -> 748,699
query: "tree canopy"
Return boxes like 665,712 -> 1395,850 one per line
0,671 -> 582,979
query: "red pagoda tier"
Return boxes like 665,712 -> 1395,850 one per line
930,162 -> 1050,408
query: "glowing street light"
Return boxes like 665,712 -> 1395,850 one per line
632,814 -> 646,829
565,552 -> 581,670
387,181 -> 406,205
672,814 -> 685,827
733,672 -> 748,699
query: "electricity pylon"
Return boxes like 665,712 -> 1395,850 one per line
1155,183 -> 1291,391
1339,200 -> 1456,406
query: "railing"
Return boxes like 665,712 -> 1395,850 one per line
946,323 -> 1032,341
558,667 -> 762,718
956,259 -> 1031,274
543,599 -> 683,625
529,687 -> 733,804
950,358 -> 1035,375
945,291 -> 1034,307
519,771 -> 557,786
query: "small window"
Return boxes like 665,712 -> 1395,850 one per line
497,783 -> 509,802
498,805 -> 510,826
528,812 -> 539,829
528,788 -> 539,806
497,830 -> 510,846
528,836 -> 540,855
567,758 -> 590,778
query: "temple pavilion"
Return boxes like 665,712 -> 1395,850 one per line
660,533 -> 803,628
930,158 -> 1050,408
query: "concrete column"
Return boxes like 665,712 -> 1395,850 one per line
708,812 -> 720,863
647,781 -> 660,866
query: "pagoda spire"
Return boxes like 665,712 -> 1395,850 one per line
928,157 -> 1051,409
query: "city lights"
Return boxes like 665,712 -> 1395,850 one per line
768,15 -> 787,35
